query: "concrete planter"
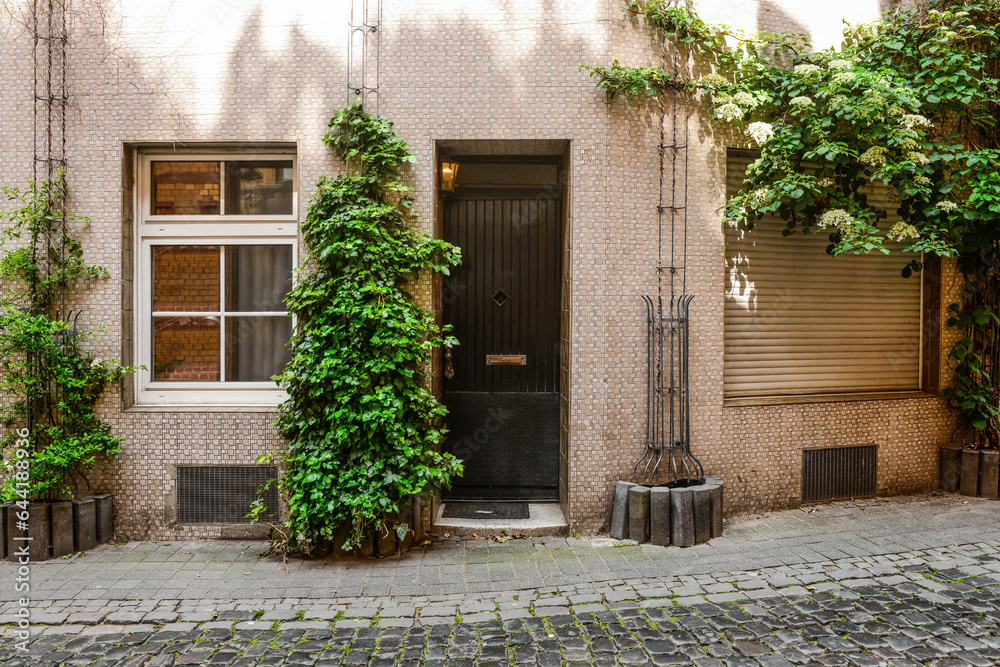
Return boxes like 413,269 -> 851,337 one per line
610,477 -> 724,546
2,494 -> 113,562
941,447 -> 1000,500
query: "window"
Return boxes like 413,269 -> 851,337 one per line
136,153 -> 297,405
724,150 -> 923,400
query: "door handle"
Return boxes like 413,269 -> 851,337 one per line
444,345 -> 455,379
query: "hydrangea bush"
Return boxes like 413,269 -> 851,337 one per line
585,0 -> 1000,447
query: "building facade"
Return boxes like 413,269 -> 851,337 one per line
0,0 -> 953,541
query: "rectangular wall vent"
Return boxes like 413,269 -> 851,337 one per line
802,445 -> 877,503
177,466 -> 278,524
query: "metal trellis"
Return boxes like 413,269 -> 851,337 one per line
633,0 -> 703,484
348,0 -> 381,115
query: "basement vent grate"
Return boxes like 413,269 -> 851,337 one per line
802,445 -> 877,503
177,466 -> 278,524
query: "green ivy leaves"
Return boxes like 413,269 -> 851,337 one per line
261,103 -> 463,554
593,1 -> 1000,446
0,171 -> 137,501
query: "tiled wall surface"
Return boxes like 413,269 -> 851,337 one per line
0,0 -> 954,539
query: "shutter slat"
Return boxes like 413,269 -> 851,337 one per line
724,152 -> 921,398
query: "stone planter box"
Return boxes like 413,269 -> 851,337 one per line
610,476 -> 724,546
941,447 -> 999,500
2,494 -> 113,562
324,496 -> 422,560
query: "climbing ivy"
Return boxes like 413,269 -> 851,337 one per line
586,0 -> 1000,447
254,101 -> 463,554
0,172 -> 137,500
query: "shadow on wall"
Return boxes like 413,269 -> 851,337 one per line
758,0 -> 810,59
66,2 -> 350,540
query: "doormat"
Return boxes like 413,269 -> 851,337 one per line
442,502 -> 530,520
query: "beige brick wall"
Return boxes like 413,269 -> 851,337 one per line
0,0 -> 956,539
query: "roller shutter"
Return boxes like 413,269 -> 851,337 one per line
724,150 -> 922,398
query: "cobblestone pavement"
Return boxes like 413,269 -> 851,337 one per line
1,494 -> 1000,665
2,495 -> 999,606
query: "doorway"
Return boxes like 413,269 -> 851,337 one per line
440,156 -> 564,501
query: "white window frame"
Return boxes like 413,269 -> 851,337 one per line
135,153 -> 298,406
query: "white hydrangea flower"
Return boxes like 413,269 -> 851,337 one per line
859,146 -> 888,166
817,208 -> 854,229
935,201 -> 958,211
838,222 -> 862,240
790,96 -> 814,108
901,114 -> 932,129
829,58 -> 853,71
887,222 -> 920,242
907,151 -> 929,165
91,358 -> 103,368
715,103 -> 744,122
914,175 -> 932,186
863,90 -> 886,107
794,64 -> 823,76
733,91 -> 757,109
750,188 -> 770,205
700,73 -> 727,87
746,122 -> 775,145
902,138 -> 919,150
828,95 -> 849,109
815,177 -> 835,188
831,72 -> 856,85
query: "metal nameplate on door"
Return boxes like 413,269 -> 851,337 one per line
486,354 -> 527,366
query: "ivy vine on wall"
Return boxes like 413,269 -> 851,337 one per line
585,0 -> 1000,447
0,172 -> 137,501
253,102 -> 463,554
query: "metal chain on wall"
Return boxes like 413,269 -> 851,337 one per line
635,0 -> 703,484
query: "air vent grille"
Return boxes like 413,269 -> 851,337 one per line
802,445 -> 877,503
177,466 -> 278,523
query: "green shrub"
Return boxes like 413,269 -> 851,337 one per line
254,102 -> 463,553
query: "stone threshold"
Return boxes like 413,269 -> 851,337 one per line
431,502 -> 568,537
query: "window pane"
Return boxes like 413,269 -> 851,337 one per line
225,161 -> 294,215
153,246 -> 220,312
224,245 -> 293,312
151,161 -> 221,215
153,316 -> 221,381
225,316 -> 292,382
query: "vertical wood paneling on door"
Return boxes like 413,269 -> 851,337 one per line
442,190 -> 562,500
551,201 -> 560,391
479,200 -> 488,391
502,200 -> 511,390
540,201 -> 548,390
442,195 -> 562,394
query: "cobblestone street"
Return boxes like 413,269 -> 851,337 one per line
2,494 -> 1000,666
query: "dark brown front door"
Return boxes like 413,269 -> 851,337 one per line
442,194 -> 561,500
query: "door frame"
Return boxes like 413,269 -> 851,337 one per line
432,145 -> 571,519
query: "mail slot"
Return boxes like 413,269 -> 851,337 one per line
486,354 -> 527,366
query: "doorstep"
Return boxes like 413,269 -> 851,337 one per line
431,502 -> 568,537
